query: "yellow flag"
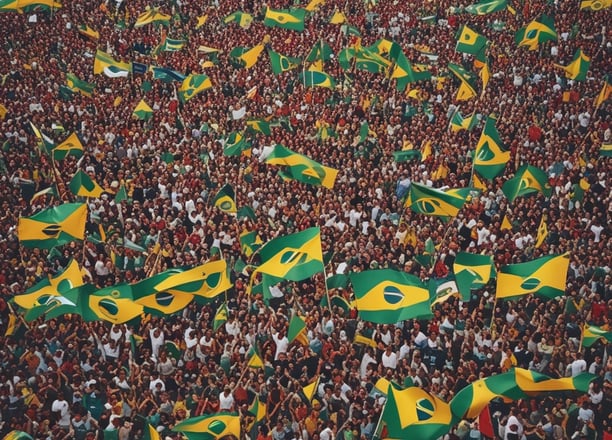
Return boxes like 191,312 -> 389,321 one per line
501,215 -> 512,231
535,214 -> 548,248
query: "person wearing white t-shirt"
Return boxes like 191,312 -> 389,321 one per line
219,386 -> 235,411
52,394 -> 71,429
271,329 -> 289,361
381,346 -> 398,370
570,352 -> 587,377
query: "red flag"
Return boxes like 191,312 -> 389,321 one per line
478,405 -> 495,439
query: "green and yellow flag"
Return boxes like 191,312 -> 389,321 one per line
382,384 -> 454,439
515,14 -> 557,51
582,324 -> 612,347
456,25 -> 489,55
52,132 -> 84,160
557,49 -> 591,81
132,99 -> 153,120
255,227 -> 323,281
40,284 -> 100,322
240,230 -> 263,257
223,132 -> 251,157
132,269 -> 194,316
305,0 -> 325,11
453,252 -> 495,300
263,7 -> 306,31
287,312 -> 309,345
237,44 -> 264,69
350,269 -> 432,324
465,0 -> 507,14
448,63 -> 478,101
405,182 -> 471,218
535,214 -> 548,248
223,11 -> 253,28
134,6 -> 171,27
354,46 -> 391,74
305,40 -> 334,63
391,49 -> 431,90
329,10 -> 346,24
143,423 -> 161,440
89,284 -> 143,324
594,75 -> 611,109
3,431 -> 33,440
265,144 -> 338,188
18,203 -> 87,249
153,260 -> 232,300
580,0 -> 611,11
473,115 -> 509,179
93,49 -> 130,77
268,49 -> 301,75
450,109 -> 478,132
78,24 -> 99,39
178,74 -> 212,102
213,302 -> 228,331
496,253 -> 569,299
213,183 -> 237,213
172,412 -> 241,438
69,169 -> 104,198
66,73 -> 95,97
302,377 -> 319,402
299,69 -> 335,89
195,14 -> 207,29
245,119 -> 271,135
247,346 -> 264,368
502,164 -> 552,202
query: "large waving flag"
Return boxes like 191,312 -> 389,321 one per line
450,368 -> 595,420
502,164 -> 552,202
268,49 -> 301,75
405,182 -> 471,218
212,184 -> 237,213
350,269 -> 432,324
240,230 -> 263,257
453,252 -> 495,300
391,50 -> 431,90
223,132 -> 251,157
223,11 -> 253,28
473,115 -> 509,179
0,0 -> 61,11
178,74 -> 212,102
265,144 -> 338,189
465,0 -> 507,14
299,69 -> 335,89
456,25 -> 489,56
36,284 -> 100,322
263,7 -> 306,31
287,312 -> 309,345
382,384 -> 454,439
255,227 -> 323,281
132,269 -> 193,315
88,284 -> 144,324
172,412 -> 241,437
582,324 -> 612,347
93,49 -> 130,77
134,7 -> 171,27
238,44 -> 265,69
594,75 -> 611,109
78,24 -> 99,39
53,132 -> 84,160
557,49 -> 591,81
580,0 -> 611,10
69,169 -> 104,198
496,253 -> 569,299
515,14 -> 557,51
153,260 -> 232,300
18,203 -> 87,249
354,46 -> 391,74
448,63 -> 478,101
66,73 -> 95,97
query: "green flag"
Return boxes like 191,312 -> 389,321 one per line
515,14 -> 557,51
114,184 -> 128,203
268,49 -> 301,75
132,99 -> 153,120
392,149 -> 421,163
178,74 -> 212,102
223,10 -> 253,28
263,7 -> 306,31
213,303 -> 228,331
69,170 -> 104,198
265,144 -> 338,188
287,312 -> 309,345
405,182 -> 471,218
212,184 -> 237,213
66,72 -> 95,97
465,0 -> 507,14
240,230 -> 263,257
456,25 -> 489,55
237,205 -> 257,221
305,40 -> 334,63
245,119 -> 271,136
502,164 -> 552,202
172,412 -> 241,437
299,70 -> 335,89
583,324 -> 612,347
496,253 -> 569,300
557,49 -> 590,81
450,110 -> 478,132
17,203 -> 87,249
453,252 -> 495,300
223,132 -> 251,156
448,63 -> 478,101
473,115 -> 509,179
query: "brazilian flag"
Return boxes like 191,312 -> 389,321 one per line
223,11 -> 253,28
3,431 -> 33,440
223,132 -> 251,157
87,284 -> 143,324
502,164 -> 552,202
212,183 -> 237,213
350,269 -> 432,324
265,144 -> 338,188
299,69 -> 335,89
263,7 -> 306,31
496,253 -> 569,299
133,268 -> 194,315
152,260 -> 232,300
178,74 -> 212,102
17,203 -> 87,249
453,252 -> 495,300
245,119 -> 271,136
132,99 -> 153,120
172,412 -> 241,437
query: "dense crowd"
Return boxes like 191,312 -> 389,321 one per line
0,0 -> 610,439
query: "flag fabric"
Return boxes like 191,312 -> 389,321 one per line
132,99 -> 153,120
213,303 -> 228,331
195,14 -> 208,29
299,69 -> 335,89
223,132 -> 251,157
392,50 -> 432,89
265,144 -> 338,188
212,184 -> 237,213
305,40 -> 334,63
354,46 -> 391,74
392,150 -> 422,162
178,74 -> 212,102
502,164 -> 552,202
496,253 -> 569,299
172,413 -> 241,437
247,395 -> 266,434
329,10 -> 346,24
450,368 -> 595,420
4,314 -> 17,337
134,7 -> 171,27
66,72 -> 95,97
302,377 -> 319,402
600,143 -> 612,157
429,277 -> 461,307
535,214 -> 548,248
350,269 -> 432,324
382,384 -> 454,440
582,324 -> 612,347
223,11 -> 253,28
151,66 -> 186,83
237,205 -> 257,221
479,60 -> 491,96
236,44 -> 264,69
158,37 -> 186,52
473,115 -> 510,179
29,122 -> 55,152
247,346 -> 264,368
580,0 -> 612,10
88,284 -> 143,324
465,0 -> 507,14
453,253 -> 495,300
0,0 -> 61,11
515,14 -> 557,51
501,215 -> 512,231
30,185 -> 58,205
287,312 -> 309,345
69,169 -> 104,198
3,431 -> 33,440
456,25 -> 489,56
114,184 -> 127,203
53,132 -> 84,159
305,0 -> 325,11
448,63 -> 478,101
557,49 -> 591,81
18,203 -> 87,249
77,23 -> 99,40
93,49 -> 130,76
595,75 -> 611,109
240,230 -> 263,257
38,284 -> 100,322
450,110 -> 478,132
353,333 -> 377,349
143,423 -> 160,440
245,119 -> 271,136
405,182 -> 471,218
153,260 -> 232,300
255,227 -> 323,281
132,269 -> 194,315
263,7 -> 306,31
268,49 -> 301,75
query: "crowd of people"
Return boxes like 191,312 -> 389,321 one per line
0,0 -> 610,439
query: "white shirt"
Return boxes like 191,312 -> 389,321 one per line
52,399 -> 71,426
381,350 -> 398,369
219,391 -> 235,411
570,359 -> 587,377
272,332 -> 288,360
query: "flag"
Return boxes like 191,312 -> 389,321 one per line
247,395 -> 266,435
178,74 -> 212,102
350,269 -> 432,324
405,182 -> 471,218
142,424 -> 160,440
268,49 -> 301,75
38,284 -> 99,322
456,25 -> 489,55
501,215 -> 512,231
392,150 -> 422,162
93,49 -> 130,76
134,7 -> 171,27
223,11 -> 253,28
582,324 -> 612,347
557,49 -> 591,81
237,205 -> 257,221
18,203 -> 87,249
580,0 -> 612,10
78,23 -> 99,39
114,184 -> 127,203
305,0 -> 325,11
448,63 -> 478,101
473,115 -> 510,179
392,50 -> 431,89
213,302 -> 228,331
3,431 -> 33,440
153,260 -> 232,300
595,75 -> 611,109
212,184 -> 237,213
478,406 -> 495,439
66,72 -> 95,97
30,185 -> 58,205
515,14 -> 557,51
255,227 -> 323,281
353,333 -> 377,349
172,413 -> 241,437
151,66 -> 185,83
429,277 -> 461,307
287,312 -> 309,345
223,132 -> 251,156
88,284 -> 143,324
601,143 -> 612,157
53,132 -> 84,159
132,99 -> 153,120
0,0 -> 61,11
496,253 -> 569,299
247,346 -> 264,368
195,14 -> 208,29
382,384 -> 454,440
265,144 -> 338,188
236,44 -> 264,69
299,69 -> 335,89
453,253 -> 495,300
159,37 -> 186,52
263,7 -> 306,31
535,214 -> 548,248
302,377 -> 319,402
354,46 -> 391,74
29,122 -> 55,153
305,40 -> 334,62
131,269 -> 194,316
502,164 -> 552,202
329,10 -> 346,24
245,119 -> 271,135
450,368 -> 595,420
450,110 -> 477,132
69,169 -> 104,198
465,0 -> 507,14
240,230 -> 263,257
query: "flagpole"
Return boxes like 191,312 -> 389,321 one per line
578,323 -> 585,352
